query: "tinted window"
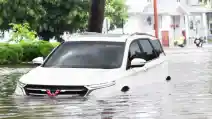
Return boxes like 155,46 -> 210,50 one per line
42,41 -> 125,69
129,41 -> 142,58
150,40 -> 164,55
126,41 -> 142,69
138,39 -> 157,61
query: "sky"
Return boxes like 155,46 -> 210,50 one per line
125,0 -> 149,13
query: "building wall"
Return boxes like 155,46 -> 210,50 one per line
125,0 -> 209,46
125,14 -> 184,46
187,0 -> 199,5
157,0 -> 177,5
188,13 -> 206,37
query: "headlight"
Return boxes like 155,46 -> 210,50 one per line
14,81 -> 26,96
17,81 -> 27,88
86,81 -> 115,89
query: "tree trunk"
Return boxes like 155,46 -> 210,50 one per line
88,0 -> 106,33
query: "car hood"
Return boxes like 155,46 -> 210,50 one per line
19,67 -> 124,85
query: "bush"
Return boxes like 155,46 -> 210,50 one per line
20,42 -> 41,62
0,41 -> 60,64
0,23 -> 61,64
37,41 -> 55,57
0,44 -> 22,64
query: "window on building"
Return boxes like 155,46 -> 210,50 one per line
210,23 -> 212,34
177,0 -> 180,2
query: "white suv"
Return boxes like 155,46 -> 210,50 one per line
14,32 -> 169,98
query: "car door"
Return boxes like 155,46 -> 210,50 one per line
137,38 -> 167,83
124,40 -> 149,88
150,39 -> 168,80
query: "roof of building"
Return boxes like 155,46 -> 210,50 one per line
129,1 -> 212,15
142,3 -> 190,15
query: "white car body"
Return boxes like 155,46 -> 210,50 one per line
14,32 -> 168,98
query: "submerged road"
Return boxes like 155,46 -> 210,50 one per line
0,45 -> 212,118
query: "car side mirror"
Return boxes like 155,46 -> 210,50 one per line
130,58 -> 146,68
32,57 -> 44,65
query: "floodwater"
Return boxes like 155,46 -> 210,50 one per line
1,47 -> 212,119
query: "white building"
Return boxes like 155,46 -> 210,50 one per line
124,0 -> 212,47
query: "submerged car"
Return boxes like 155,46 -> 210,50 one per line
14,32 -> 169,98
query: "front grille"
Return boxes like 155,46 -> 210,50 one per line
24,85 -> 88,97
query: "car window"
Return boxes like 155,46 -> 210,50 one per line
129,41 -> 142,59
126,41 -> 143,70
138,39 -> 158,61
150,40 -> 164,55
42,41 -> 125,69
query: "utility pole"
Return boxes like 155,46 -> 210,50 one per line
153,0 -> 159,38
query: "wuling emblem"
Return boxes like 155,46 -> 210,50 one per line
46,89 -> 60,97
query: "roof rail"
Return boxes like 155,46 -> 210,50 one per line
130,32 -> 155,37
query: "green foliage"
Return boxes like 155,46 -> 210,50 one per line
36,41 -> 55,57
0,44 -> 22,64
0,41 -> 60,64
20,42 -> 41,62
7,44 -> 23,61
9,23 -> 37,42
0,0 -> 128,40
105,0 -> 128,29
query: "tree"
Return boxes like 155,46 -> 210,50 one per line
88,0 -> 106,33
38,0 -> 89,41
0,0 -> 128,41
88,0 -> 128,32
0,0 -> 45,31
105,0 -> 128,30
9,23 -> 37,43
0,0 -> 89,41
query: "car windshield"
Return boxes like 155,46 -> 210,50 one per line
42,41 -> 125,69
